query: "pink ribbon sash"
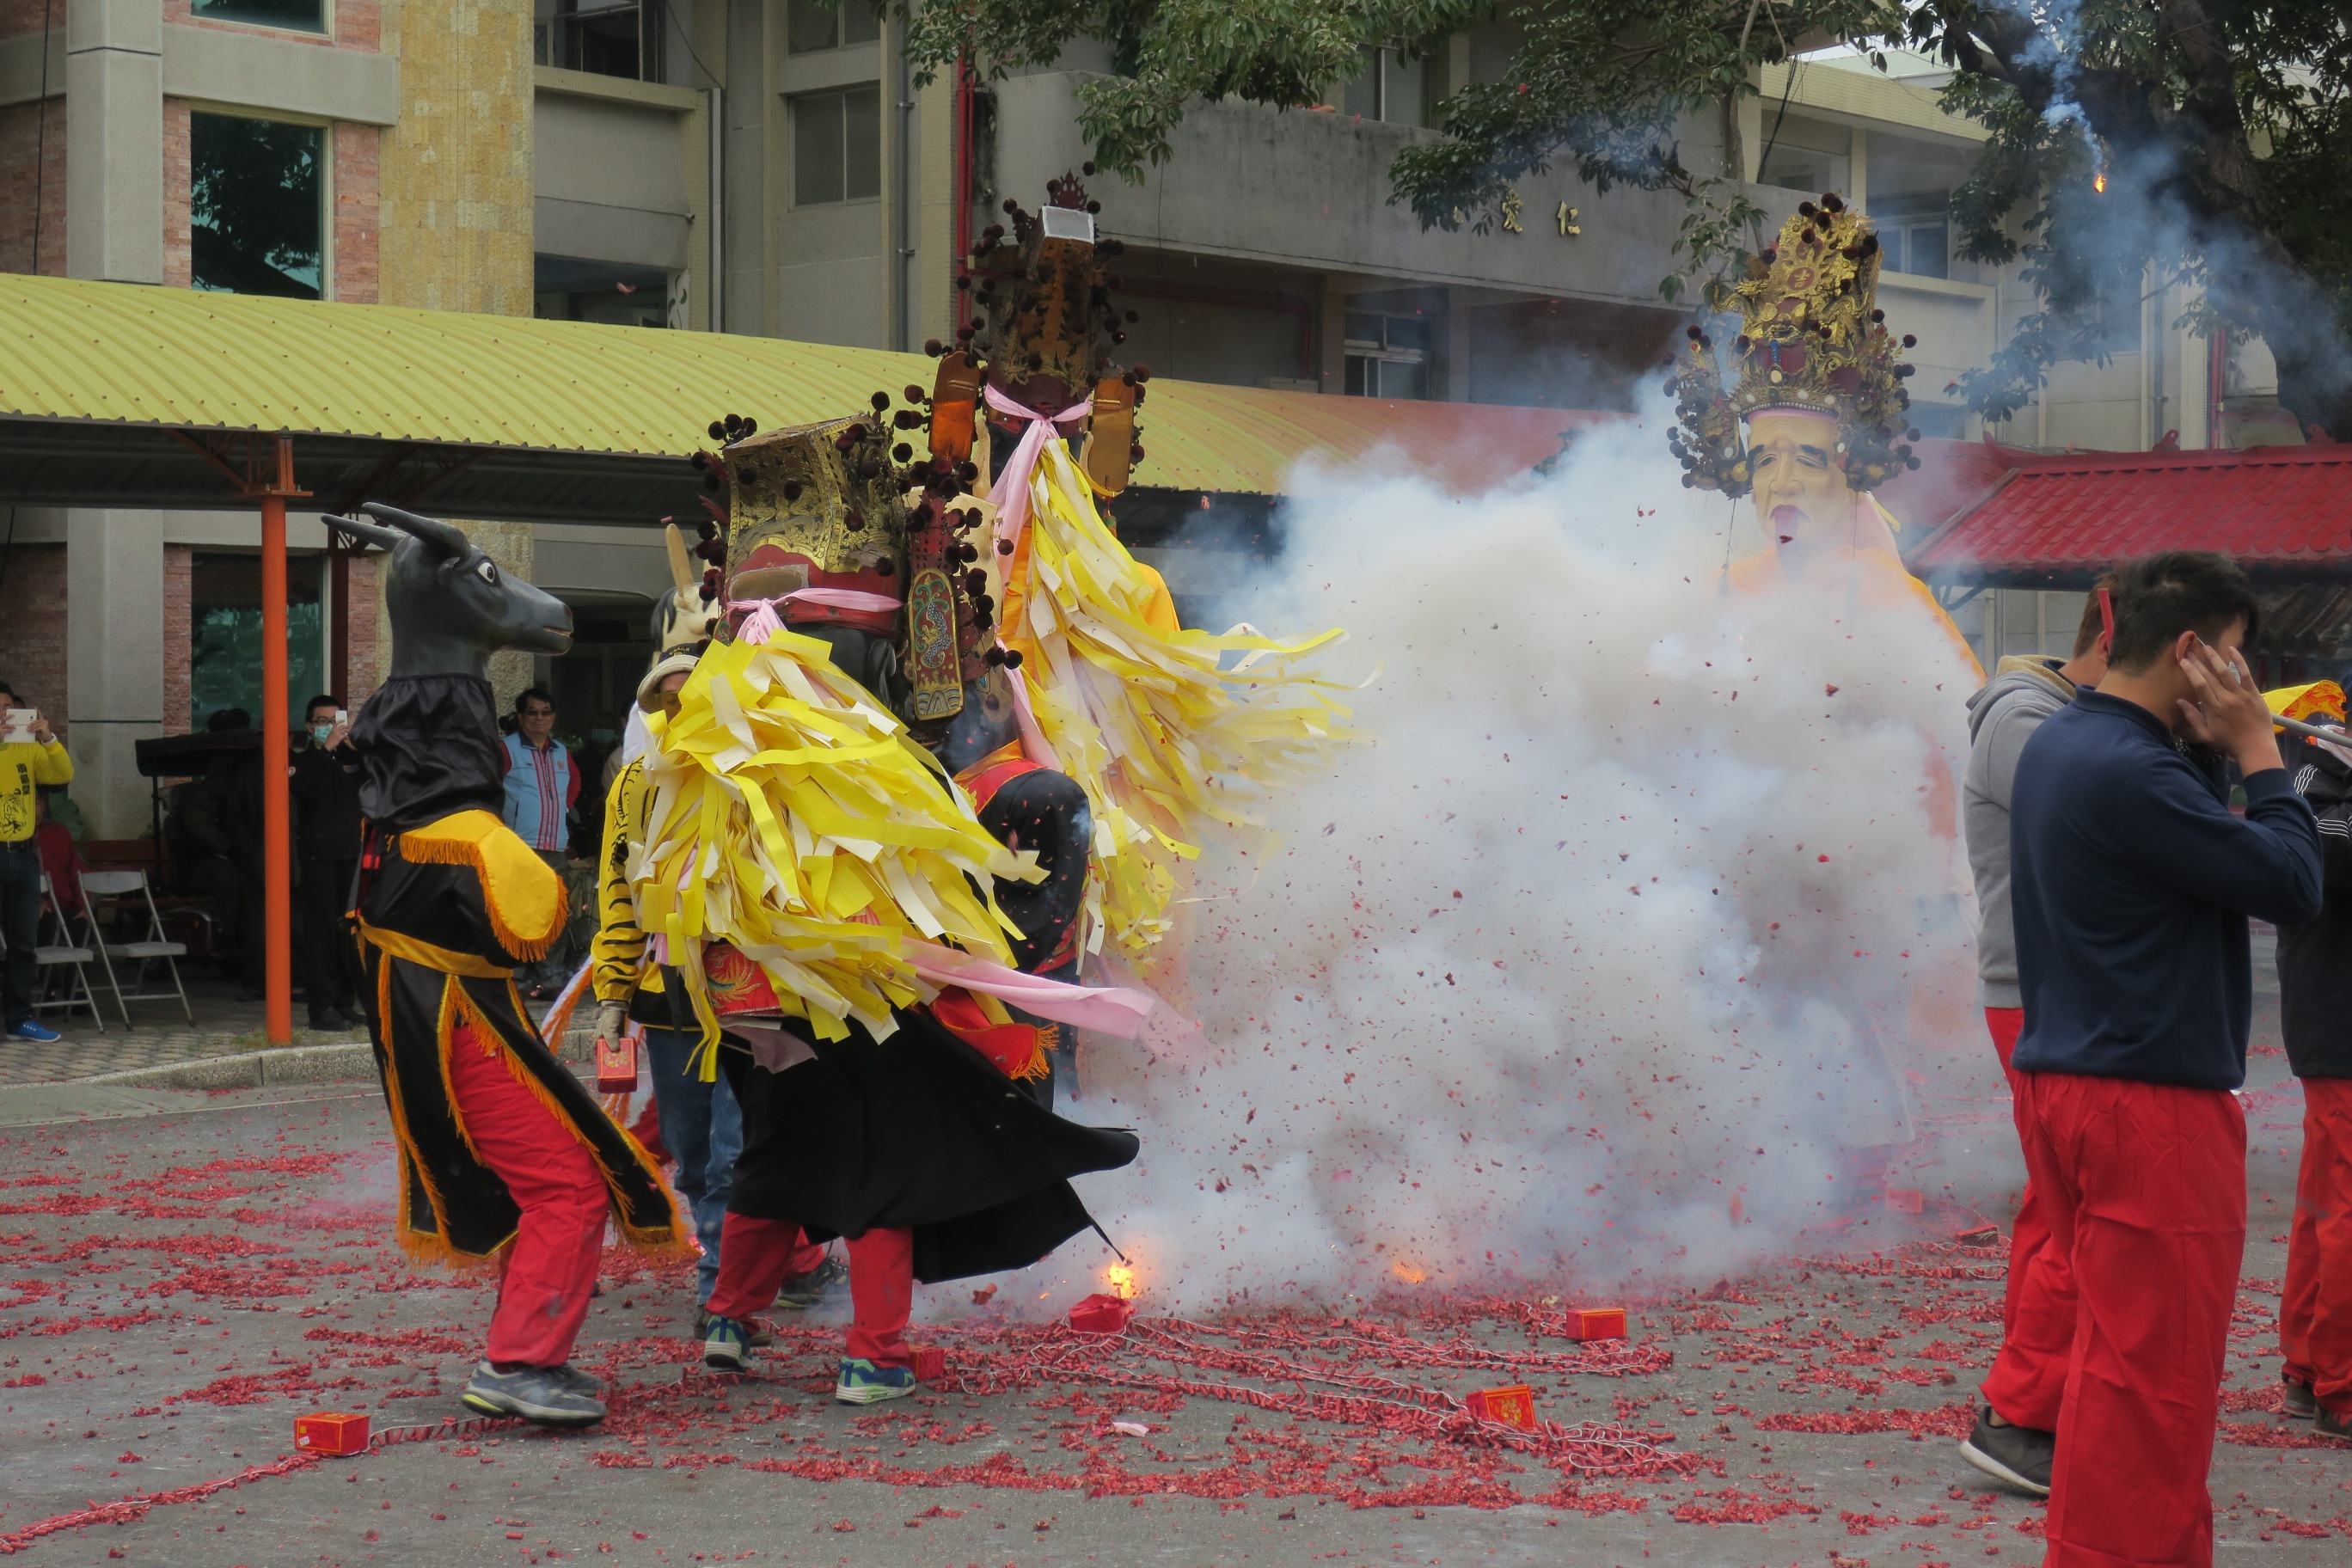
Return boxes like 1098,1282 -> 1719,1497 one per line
982,384 -> 1088,560
735,587 -> 906,646
904,940 -> 1154,1038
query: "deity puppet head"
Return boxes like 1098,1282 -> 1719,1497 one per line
689,401 -> 1014,754
919,171 -> 1148,502
1668,194 -> 1923,570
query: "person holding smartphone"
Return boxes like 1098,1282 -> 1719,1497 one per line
2003,552 -> 2323,1565
291,694 -> 364,1030
0,680 -> 73,1044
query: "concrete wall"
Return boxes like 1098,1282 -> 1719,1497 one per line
990,71 -> 1723,307
532,69 -> 695,272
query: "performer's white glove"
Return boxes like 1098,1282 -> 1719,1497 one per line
596,1001 -> 628,1044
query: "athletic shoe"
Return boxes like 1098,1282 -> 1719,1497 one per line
835,1357 -> 916,1406
7,1020 -> 61,1043
702,1314 -> 752,1372
2284,1377 -> 2318,1419
2319,1406 -> 2352,1442
1957,1407 -> 2054,1497
548,1363 -> 604,1397
694,1308 -> 774,1347
775,1254 -> 849,1311
459,1362 -> 606,1428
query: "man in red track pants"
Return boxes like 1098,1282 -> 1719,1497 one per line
445,1019 -> 611,1373
1961,591 -> 2109,1492
2282,1083 -> 2352,1436
2268,689 -> 2352,1440
2004,553 -> 2321,1567
702,1216 -> 917,1394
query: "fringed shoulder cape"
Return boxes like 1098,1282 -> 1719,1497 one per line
351,674 -> 683,1265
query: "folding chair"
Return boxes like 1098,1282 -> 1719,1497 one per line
79,868 -> 195,1028
31,872 -> 104,1032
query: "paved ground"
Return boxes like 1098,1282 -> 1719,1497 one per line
0,952 -> 2345,1566
2,974 -> 369,1086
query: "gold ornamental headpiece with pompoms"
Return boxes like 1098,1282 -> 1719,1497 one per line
918,170 -> 1150,501
679,397 -> 1007,734
1668,193 -> 1922,496
686,410 -> 913,640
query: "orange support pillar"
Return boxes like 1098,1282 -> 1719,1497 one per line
260,436 -> 297,1046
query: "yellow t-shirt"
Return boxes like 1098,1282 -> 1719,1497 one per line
0,740 -> 72,844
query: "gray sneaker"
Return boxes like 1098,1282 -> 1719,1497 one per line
775,1254 -> 849,1311
460,1362 -> 607,1428
547,1363 -> 604,1398
1958,1407 -> 2053,1497
2284,1377 -> 2318,1419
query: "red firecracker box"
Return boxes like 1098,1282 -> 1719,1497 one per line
594,1032 -> 638,1094
1069,1293 -> 1135,1335
294,1412 -> 371,1456
1565,1307 -> 1627,1341
1884,1187 -> 1926,1215
910,1344 -> 946,1381
1465,1385 -> 1538,1430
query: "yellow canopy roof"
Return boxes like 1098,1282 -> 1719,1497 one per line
0,275 -> 1603,515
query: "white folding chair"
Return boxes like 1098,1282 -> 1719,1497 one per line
31,872 -> 104,1032
79,868 -> 194,1028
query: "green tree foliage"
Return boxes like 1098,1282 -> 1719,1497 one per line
897,1 -> 2352,439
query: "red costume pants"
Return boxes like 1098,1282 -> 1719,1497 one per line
446,1019 -> 609,1369
1978,1007 -> 2079,1430
705,1215 -> 916,1369
2282,1076 -> 2352,1418
2014,1069 -> 2245,1568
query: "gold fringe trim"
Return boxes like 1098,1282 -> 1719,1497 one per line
397,810 -> 567,961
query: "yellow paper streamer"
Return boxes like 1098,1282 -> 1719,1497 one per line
998,441 -> 1357,962
631,628 -> 1037,1071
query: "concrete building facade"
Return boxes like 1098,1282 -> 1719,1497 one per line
0,9 -> 2307,835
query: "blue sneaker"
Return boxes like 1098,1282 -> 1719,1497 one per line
835,1357 -> 916,1406
701,1314 -> 751,1372
8,1020 -> 60,1043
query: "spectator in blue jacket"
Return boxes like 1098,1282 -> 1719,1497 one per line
504,687 -> 580,999
1983,552 -> 2321,1567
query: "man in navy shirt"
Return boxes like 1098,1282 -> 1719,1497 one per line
1970,552 -> 2320,1566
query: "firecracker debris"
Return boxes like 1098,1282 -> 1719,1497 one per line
0,1073 -> 2344,1567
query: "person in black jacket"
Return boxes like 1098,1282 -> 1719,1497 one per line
1979,553 -> 2324,1563
291,695 -> 364,1029
2267,680 -> 2352,1442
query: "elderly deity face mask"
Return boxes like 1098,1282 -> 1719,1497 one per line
1747,408 -> 1853,562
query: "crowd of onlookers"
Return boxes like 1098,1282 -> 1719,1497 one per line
0,679 -> 618,1036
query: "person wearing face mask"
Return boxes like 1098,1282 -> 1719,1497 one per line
291,694 -> 364,1029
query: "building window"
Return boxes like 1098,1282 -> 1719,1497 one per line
1338,46 -> 1429,127
793,86 -> 881,205
1756,115 -> 1852,196
191,553 -> 324,731
535,0 -> 666,82
191,113 -> 324,300
787,0 -> 880,53
1874,191 -> 1950,279
1343,312 -> 1429,399
191,0 -> 325,33
534,256 -> 676,328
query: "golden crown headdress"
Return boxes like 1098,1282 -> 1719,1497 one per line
1668,193 -> 1921,495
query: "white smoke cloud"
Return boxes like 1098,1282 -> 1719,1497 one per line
927,414 -> 2004,1318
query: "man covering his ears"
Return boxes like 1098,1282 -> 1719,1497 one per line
2004,552 -> 2321,1567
